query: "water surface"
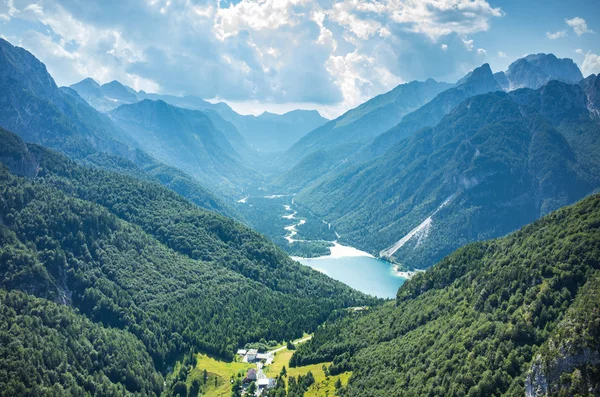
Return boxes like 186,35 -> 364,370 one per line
295,254 -> 406,299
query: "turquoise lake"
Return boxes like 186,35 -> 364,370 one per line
295,255 -> 406,299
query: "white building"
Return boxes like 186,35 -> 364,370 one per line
246,349 -> 258,362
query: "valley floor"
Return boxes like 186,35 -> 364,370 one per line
181,335 -> 349,397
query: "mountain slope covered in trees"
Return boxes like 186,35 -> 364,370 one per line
0,128 -> 371,395
294,79 -> 600,269
290,193 -> 600,396
0,38 -> 242,214
109,99 -> 258,193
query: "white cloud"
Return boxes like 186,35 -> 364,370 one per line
565,17 -> 593,36
0,0 -> 503,115
575,48 -> 583,54
477,48 -> 486,55
582,52 -> 600,77
546,30 -> 567,39
498,51 -> 507,58
462,37 -> 474,51
384,0 -> 503,40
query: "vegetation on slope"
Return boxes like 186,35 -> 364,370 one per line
290,193 -> 600,396
0,129 -> 371,395
296,81 -> 600,269
0,290 -> 163,396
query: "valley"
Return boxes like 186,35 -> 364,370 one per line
236,192 -> 410,298
1,15 -> 600,397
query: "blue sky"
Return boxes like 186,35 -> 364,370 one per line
1,0 -> 599,118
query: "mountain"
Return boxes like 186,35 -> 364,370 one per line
581,74 -> 600,117
362,63 -> 502,161
273,64 -> 501,194
109,99 -> 257,194
238,109 -> 329,152
0,127 -> 371,395
284,78 -> 453,166
70,78 -> 138,111
71,79 -> 328,152
139,92 -> 329,152
503,53 -> 584,90
290,193 -> 600,396
293,79 -> 600,269
0,38 -> 239,215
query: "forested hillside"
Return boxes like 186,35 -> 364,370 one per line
290,193 -> 600,396
0,38 -> 240,217
0,128 -> 371,395
109,99 -> 258,194
0,290 -> 163,396
295,80 -> 600,269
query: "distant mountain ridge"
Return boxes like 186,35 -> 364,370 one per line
109,99 -> 258,193
284,78 -> 453,166
70,77 -> 328,152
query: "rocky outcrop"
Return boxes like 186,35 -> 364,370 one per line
580,74 -> 600,117
0,127 -> 39,177
526,348 -> 600,397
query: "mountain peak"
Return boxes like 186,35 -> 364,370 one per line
506,53 -> 583,90
458,63 -> 501,94
76,77 -> 100,87
0,38 -> 64,106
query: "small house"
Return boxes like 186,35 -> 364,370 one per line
243,368 -> 257,384
246,349 -> 258,362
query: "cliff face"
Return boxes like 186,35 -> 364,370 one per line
526,348 -> 600,397
0,127 -> 39,177
525,272 -> 600,397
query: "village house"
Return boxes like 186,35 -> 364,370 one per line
237,348 -> 274,364
243,368 -> 257,384
246,349 -> 258,362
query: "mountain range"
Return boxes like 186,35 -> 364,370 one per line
0,38 -> 243,215
70,77 -> 328,152
293,78 -> 600,269
283,78 -> 453,168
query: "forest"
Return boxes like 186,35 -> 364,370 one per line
0,129 -> 372,395
291,193 -> 600,396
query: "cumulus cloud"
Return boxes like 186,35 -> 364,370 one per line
582,52 -> 600,77
498,51 -> 507,58
462,37 -> 474,51
565,17 -> 593,36
546,30 -> 567,40
1,0 -> 504,114
477,48 -> 486,55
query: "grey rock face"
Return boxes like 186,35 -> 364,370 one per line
505,53 -> 584,90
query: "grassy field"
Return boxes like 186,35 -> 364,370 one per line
186,354 -> 254,396
188,342 -> 351,397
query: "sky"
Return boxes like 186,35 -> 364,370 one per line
1,0 -> 599,119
